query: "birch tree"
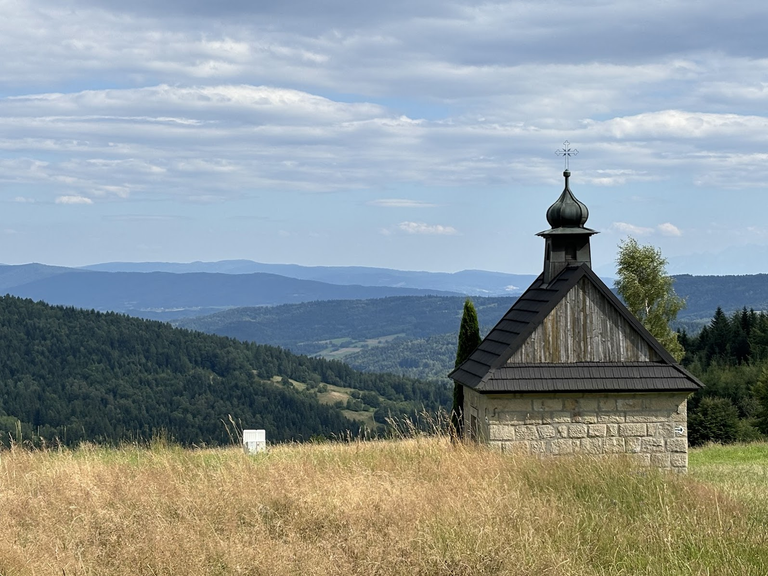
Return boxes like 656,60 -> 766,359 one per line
615,237 -> 686,361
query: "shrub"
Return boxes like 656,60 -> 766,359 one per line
688,397 -> 740,446
736,419 -> 764,443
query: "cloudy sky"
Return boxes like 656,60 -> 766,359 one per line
2,0 -> 767,275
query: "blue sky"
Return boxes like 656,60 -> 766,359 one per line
1,0 -> 767,275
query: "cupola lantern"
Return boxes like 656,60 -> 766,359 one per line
537,169 -> 597,284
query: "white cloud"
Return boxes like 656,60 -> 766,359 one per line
397,221 -> 458,235
610,222 -> 654,236
582,169 -> 657,187
55,195 -> 93,204
657,222 -> 682,237
3,82 -> 768,207
0,0 -> 766,271
2,84 -> 385,124
610,221 -> 683,238
597,110 -> 768,141
369,199 -> 437,208
102,214 -> 178,222
187,195 -> 226,204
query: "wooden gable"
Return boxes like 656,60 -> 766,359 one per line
506,276 -> 661,364
449,263 -> 702,393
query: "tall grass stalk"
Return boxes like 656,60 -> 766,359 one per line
0,440 -> 766,575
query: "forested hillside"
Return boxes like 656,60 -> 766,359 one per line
345,333 -> 458,382
0,296 -> 450,447
174,296 -> 516,356
681,307 -> 768,445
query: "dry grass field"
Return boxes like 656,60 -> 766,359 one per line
1,438 -> 767,575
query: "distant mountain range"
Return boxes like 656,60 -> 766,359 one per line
83,260 -> 538,297
0,260 -> 765,324
72,261 -> 768,323
174,273 -> 768,383
0,264 -> 460,320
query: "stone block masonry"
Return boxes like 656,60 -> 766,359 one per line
464,389 -> 689,471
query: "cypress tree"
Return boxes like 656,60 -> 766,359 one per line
452,298 -> 481,438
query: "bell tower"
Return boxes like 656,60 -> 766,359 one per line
536,168 -> 597,284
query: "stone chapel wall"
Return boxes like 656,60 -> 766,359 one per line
463,387 -> 690,471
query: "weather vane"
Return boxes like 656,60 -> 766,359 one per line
555,141 -> 578,170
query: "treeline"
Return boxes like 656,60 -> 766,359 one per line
0,296 -> 450,447
681,307 -> 768,445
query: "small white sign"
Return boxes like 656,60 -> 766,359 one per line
674,426 -> 685,435
243,429 -> 267,454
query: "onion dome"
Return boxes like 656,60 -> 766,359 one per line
546,170 -> 589,228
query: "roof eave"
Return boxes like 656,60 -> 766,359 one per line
536,227 -> 598,237
474,384 -> 701,394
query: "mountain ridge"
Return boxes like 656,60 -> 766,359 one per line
2,261 -> 767,325
81,260 -> 538,296
0,264 -> 460,320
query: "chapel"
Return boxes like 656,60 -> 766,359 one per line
449,168 -> 703,471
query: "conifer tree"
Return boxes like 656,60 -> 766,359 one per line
452,298 -> 481,437
688,396 -> 740,445
754,367 -> 768,435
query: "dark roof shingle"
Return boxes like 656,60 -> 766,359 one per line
477,362 -> 700,393
448,263 -> 703,393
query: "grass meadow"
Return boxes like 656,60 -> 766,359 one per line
1,439 -> 767,575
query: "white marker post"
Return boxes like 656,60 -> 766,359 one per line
243,429 -> 267,454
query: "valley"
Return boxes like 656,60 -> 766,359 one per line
3,258 -> 768,447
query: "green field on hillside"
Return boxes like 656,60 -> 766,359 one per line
271,376 -> 378,429
314,333 -> 406,360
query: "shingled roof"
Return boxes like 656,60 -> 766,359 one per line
474,362 -> 699,393
449,263 -> 702,394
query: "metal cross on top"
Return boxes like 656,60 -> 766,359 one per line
555,141 -> 578,170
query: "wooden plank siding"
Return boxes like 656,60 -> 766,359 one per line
507,277 -> 659,364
